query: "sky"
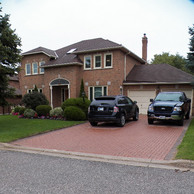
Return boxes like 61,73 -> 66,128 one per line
1,0 -> 194,62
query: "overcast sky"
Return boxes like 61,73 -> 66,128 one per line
1,0 -> 194,62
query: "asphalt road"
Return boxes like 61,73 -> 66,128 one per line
0,150 -> 194,194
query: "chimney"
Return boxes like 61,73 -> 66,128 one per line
142,33 -> 148,62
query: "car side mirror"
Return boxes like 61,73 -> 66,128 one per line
134,101 -> 137,104
187,98 -> 191,103
150,99 -> 153,102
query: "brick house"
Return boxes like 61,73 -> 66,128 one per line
19,35 -> 194,115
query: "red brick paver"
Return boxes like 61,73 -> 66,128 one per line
12,115 -> 188,160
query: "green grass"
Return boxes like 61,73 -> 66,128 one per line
0,115 -> 84,143
176,118 -> 194,160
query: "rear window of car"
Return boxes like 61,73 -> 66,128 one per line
95,97 -> 115,101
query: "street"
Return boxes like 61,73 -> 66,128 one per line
0,150 -> 194,194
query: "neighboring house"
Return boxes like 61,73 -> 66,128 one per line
19,35 -> 194,115
0,75 -> 22,114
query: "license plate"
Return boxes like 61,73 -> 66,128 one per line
98,107 -> 104,111
159,116 -> 166,119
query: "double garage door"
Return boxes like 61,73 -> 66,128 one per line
128,90 -> 193,115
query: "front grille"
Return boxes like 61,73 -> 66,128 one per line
154,106 -> 173,113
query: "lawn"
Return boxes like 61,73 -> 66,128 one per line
176,118 -> 194,160
0,115 -> 84,143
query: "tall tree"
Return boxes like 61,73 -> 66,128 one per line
0,3 -> 22,113
150,52 -> 188,72
186,24 -> 194,73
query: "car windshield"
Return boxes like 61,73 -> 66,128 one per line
155,93 -> 182,102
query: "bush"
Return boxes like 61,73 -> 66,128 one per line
22,92 -> 49,110
62,97 -> 91,116
14,106 -> 21,113
24,109 -> 36,118
36,105 -> 52,116
64,106 -> 86,121
50,107 -> 64,117
19,107 -> 26,115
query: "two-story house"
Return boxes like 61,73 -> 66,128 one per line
19,35 -> 194,115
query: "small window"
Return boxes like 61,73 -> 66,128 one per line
105,53 -> 112,68
32,62 -> 38,74
25,63 -> 31,75
84,56 -> 91,69
39,61 -> 45,74
94,55 -> 101,69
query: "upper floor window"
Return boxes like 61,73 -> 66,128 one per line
25,63 -> 31,75
104,53 -> 112,68
84,56 -> 91,69
39,61 -> 45,74
32,62 -> 38,74
94,55 -> 102,69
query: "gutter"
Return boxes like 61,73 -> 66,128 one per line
43,62 -> 83,68
123,82 -> 192,85
22,51 -> 57,59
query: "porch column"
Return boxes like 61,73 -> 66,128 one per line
50,86 -> 53,109
68,84 -> 70,98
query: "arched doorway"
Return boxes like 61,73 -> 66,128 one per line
49,78 -> 70,108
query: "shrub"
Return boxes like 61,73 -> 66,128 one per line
24,109 -> 36,118
64,106 -> 86,121
50,107 -> 64,117
19,107 -> 26,115
36,105 -> 52,116
62,97 -> 91,116
14,106 -> 21,113
22,92 -> 49,110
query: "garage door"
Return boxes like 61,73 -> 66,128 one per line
128,90 -> 156,114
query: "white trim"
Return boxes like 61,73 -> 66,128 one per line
123,82 -> 192,85
32,62 -> 38,75
22,51 -> 57,59
84,55 -> 92,70
39,61 -> 45,74
104,53 -> 113,68
25,63 -> 31,75
93,54 -> 102,69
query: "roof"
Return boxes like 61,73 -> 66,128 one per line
22,38 -> 145,68
124,64 -> 194,84
22,47 -> 58,58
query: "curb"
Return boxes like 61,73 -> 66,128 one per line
1,143 -> 194,172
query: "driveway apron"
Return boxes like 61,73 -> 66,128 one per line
12,115 -> 189,160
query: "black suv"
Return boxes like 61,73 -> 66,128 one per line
147,92 -> 191,126
88,95 -> 139,127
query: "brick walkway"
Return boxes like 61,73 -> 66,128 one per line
12,115 -> 188,160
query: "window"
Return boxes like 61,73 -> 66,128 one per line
94,55 -> 101,69
25,63 -> 31,75
39,61 -> 45,74
84,56 -> 92,69
89,86 -> 107,101
104,53 -> 112,68
32,62 -> 38,74
27,88 -> 42,93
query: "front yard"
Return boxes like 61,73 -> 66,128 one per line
0,115 -> 84,142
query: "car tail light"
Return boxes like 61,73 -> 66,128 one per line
114,106 -> 119,113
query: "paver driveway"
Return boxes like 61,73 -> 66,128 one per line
12,115 -> 189,160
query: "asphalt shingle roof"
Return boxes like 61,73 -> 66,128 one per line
22,38 -> 145,67
125,64 -> 194,83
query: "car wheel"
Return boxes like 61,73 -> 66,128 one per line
148,119 -> 154,124
185,110 -> 190,120
118,114 -> 125,127
90,121 -> 98,126
133,109 -> 139,121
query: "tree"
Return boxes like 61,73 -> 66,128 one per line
150,52 -> 187,71
79,79 -> 86,98
186,24 -> 194,73
0,3 -> 22,113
